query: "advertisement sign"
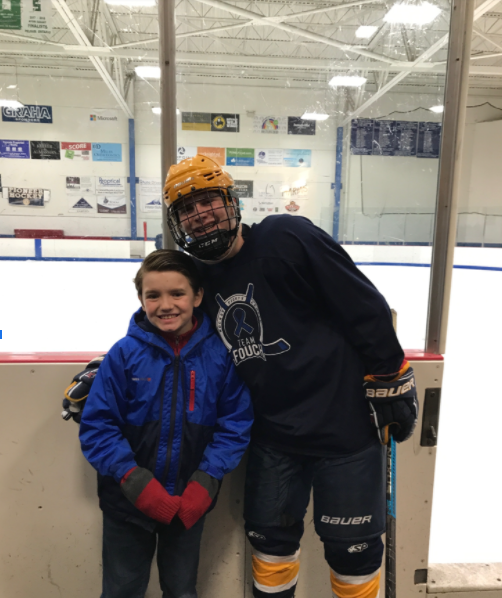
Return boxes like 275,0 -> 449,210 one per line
92,143 -> 122,162
23,0 -> 52,35
233,180 -> 254,198
283,149 -> 311,168
0,139 -> 30,159
139,177 -> 162,213
61,142 -> 92,161
226,148 -> 254,167
283,200 -> 302,213
255,148 -> 283,166
253,116 -> 287,134
211,113 -> 239,132
1,104 -> 52,124
89,110 -> 119,123
288,117 -> 316,136
8,187 -> 44,207
96,176 -> 126,213
0,0 -> 21,29
252,198 -> 280,214
182,112 -> 211,131
30,140 -> 60,160
66,176 -> 95,194
197,146 -> 225,165
254,181 -> 282,199
177,146 -> 197,163
68,195 -> 96,213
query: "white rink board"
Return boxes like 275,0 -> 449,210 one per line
0,248 -> 501,564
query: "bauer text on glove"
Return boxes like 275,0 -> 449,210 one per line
363,361 -> 418,444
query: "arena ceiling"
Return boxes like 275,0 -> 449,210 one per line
2,0 -> 502,118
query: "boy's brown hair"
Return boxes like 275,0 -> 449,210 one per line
134,249 -> 202,296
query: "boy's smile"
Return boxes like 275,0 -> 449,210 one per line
140,270 -> 203,337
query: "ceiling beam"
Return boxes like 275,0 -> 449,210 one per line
192,0 -> 397,64
51,0 -> 133,117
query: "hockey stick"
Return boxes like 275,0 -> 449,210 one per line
385,435 -> 396,598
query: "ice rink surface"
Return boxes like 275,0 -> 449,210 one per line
0,246 -> 500,564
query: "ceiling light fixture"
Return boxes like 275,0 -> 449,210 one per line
7,84 -> 17,89
105,0 -> 156,7
0,99 -> 24,108
355,25 -> 378,38
384,2 -> 441,26
135,65 -> 160,79
152,107 -> 180,115
329,75 -> 367,87
430,105 -> 444,113
301,112 -> 329,121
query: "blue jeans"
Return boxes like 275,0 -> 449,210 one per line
101,513 -> 205,598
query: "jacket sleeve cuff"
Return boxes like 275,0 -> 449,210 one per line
189,470 -> 220,500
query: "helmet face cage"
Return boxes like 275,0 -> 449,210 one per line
167,186 -> 241,260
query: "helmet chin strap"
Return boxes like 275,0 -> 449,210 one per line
195,224 -> 243,265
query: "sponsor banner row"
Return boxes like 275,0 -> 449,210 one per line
181,113 -> 319,136
0,140 -> 122,162
137,177 -> 309,213
1,105 -> 120,124
66,176 -> 127,213
177,146 -> 312,168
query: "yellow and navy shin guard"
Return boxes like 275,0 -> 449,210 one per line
252,549 -> 300,597
330,568 -> 381,598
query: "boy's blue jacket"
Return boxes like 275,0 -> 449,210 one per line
79,308 -> 253,528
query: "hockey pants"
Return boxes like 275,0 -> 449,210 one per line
244,441 -> 386,598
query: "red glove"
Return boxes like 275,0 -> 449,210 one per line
121,466 -> 180,524
178,471 -> 219,530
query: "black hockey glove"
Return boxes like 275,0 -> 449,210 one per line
61,355 -> 105,423
363,362 -> 418,444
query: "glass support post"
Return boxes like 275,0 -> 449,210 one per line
426,0 -> 475,354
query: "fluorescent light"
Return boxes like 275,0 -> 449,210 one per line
301,112 -> 329,121
329,75 -> 367,87
384,2 -> 441,25
135,66 -> 160,79
0,99 -> 23,108
7,84 -> 17,89
430,105 -> 444,113
105,0 -> 156,6
355,25 -> 378,38
152,107 -> 180,115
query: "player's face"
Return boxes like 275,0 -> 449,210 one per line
177,190 -> 236,238
140,270 -> 203,336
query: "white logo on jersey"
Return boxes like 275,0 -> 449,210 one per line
215,283 -> 291,366
248,531 -> 266,540
348,543 -> 368,553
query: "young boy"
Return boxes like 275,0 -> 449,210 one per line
77,249 -> 253,598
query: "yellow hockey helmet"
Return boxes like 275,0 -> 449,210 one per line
164,154 -> 241,260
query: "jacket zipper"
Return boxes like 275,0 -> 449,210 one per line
189,370 -> 196,411
161,355 -> 179,486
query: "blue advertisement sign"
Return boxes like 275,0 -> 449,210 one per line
0,139 -> 30,159
283,149 -> 312,167
92,143 -> 122,162
1,105 -> 53,124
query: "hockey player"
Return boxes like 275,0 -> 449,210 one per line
163,155 -> 418,598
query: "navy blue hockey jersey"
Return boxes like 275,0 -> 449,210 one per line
195,215 -> 404,455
